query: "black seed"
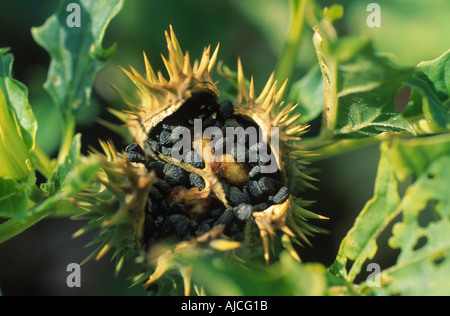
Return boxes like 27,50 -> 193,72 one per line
202,115 -> 216,128
231,144 -> 248,162
162,118 -> 185,131
209,208 -> 223,219
170,202 -> 188,215
229,186 -> 250,207
126,143 -> 145,155
253,202 -> 269,212
233,203 -> 253,221
154,179 -> 171,194
249,142 -> 263,153
158,218 -> 172,236
214,209 -> 234,226
163,164 -> 188,186
248,165 -> 262,179
146,161 -> 165,178
247,180 -> 264,200
258,177 -> 276,195
169,214 -> 190,237
190,219 -> 199,231
171,126 -> 188,144
204,99 -> 217,111
159,199 -> 171,215
161,146 -> 172,156
223,118 -> 240,129
217,100 -> 234,120
195,222 -> 211,237
270,186 -> 290,204
213,137 -> 227,154
159,130 -> 173,146
162,123 -> 174,131
125,152 -> 144,164
185,150 -> 205,169
219,179 -> 230,197
224,219 -> 241,236
149,187 -> 163,201
125,144 -> 146,163
147,139 -> 161,153
189,173 -> 205,191
204,218 -> 216,226
154,215 -> 164,226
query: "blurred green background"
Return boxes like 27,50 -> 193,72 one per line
0,0 -> 448,295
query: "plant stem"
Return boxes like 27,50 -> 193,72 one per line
301,132 -> 406,163
276,0 -> 309,88
0,207 -> 53,244
0,191 -> 67,244
58,116 -> 76,164
32,145 -> 54,179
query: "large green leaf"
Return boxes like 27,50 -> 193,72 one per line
387,133 -> 450,182
31,0 -> 124,118
0,48 -> 37,152
404,50 -> 450,133
288,63 -> 324,124
330,141 -> 400,282
313,24 -> 415,138
330,133 -> 450,295
379,155 -> 450,295
0,177 -> 29,220
0,49 -> 37,182
0,49 -> 37,219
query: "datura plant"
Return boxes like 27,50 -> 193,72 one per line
1,0 -> 449,296
73,27 -> 326,293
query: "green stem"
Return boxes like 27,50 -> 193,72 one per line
276,0 -> 309,87
58,116 -> 76,165
31,145 -> 54,179
0,191 -> 66,244
0,209 -> 51,244
301,132 -> 406,163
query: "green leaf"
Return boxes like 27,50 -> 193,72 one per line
0,49 -> 37,181
313,25 -> 415,138
288,63 -> 324,124
331,133 -> 450,295
0,135 -> 99,243
332,39 -> 415,137
0,49 -> 37,220
43,133 -> 99,197
404,50 -> 450,132
31,0 -> 124,118
0,177 -> 29,220
0,48 -> 37,152
330,141 -> 401,281
180,251 -> 327,296
47,133 -> 82,195
275,0 -> 310,86
379,155 -> 450,295
387,133 -> 450,182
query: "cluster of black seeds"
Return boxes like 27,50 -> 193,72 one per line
124,95 -> 289,248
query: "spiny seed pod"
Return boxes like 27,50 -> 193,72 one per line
76,26 -> 327,294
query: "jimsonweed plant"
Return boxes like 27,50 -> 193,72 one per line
0,0 -> 449,296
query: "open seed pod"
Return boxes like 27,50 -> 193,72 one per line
76,26 -> 327,294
